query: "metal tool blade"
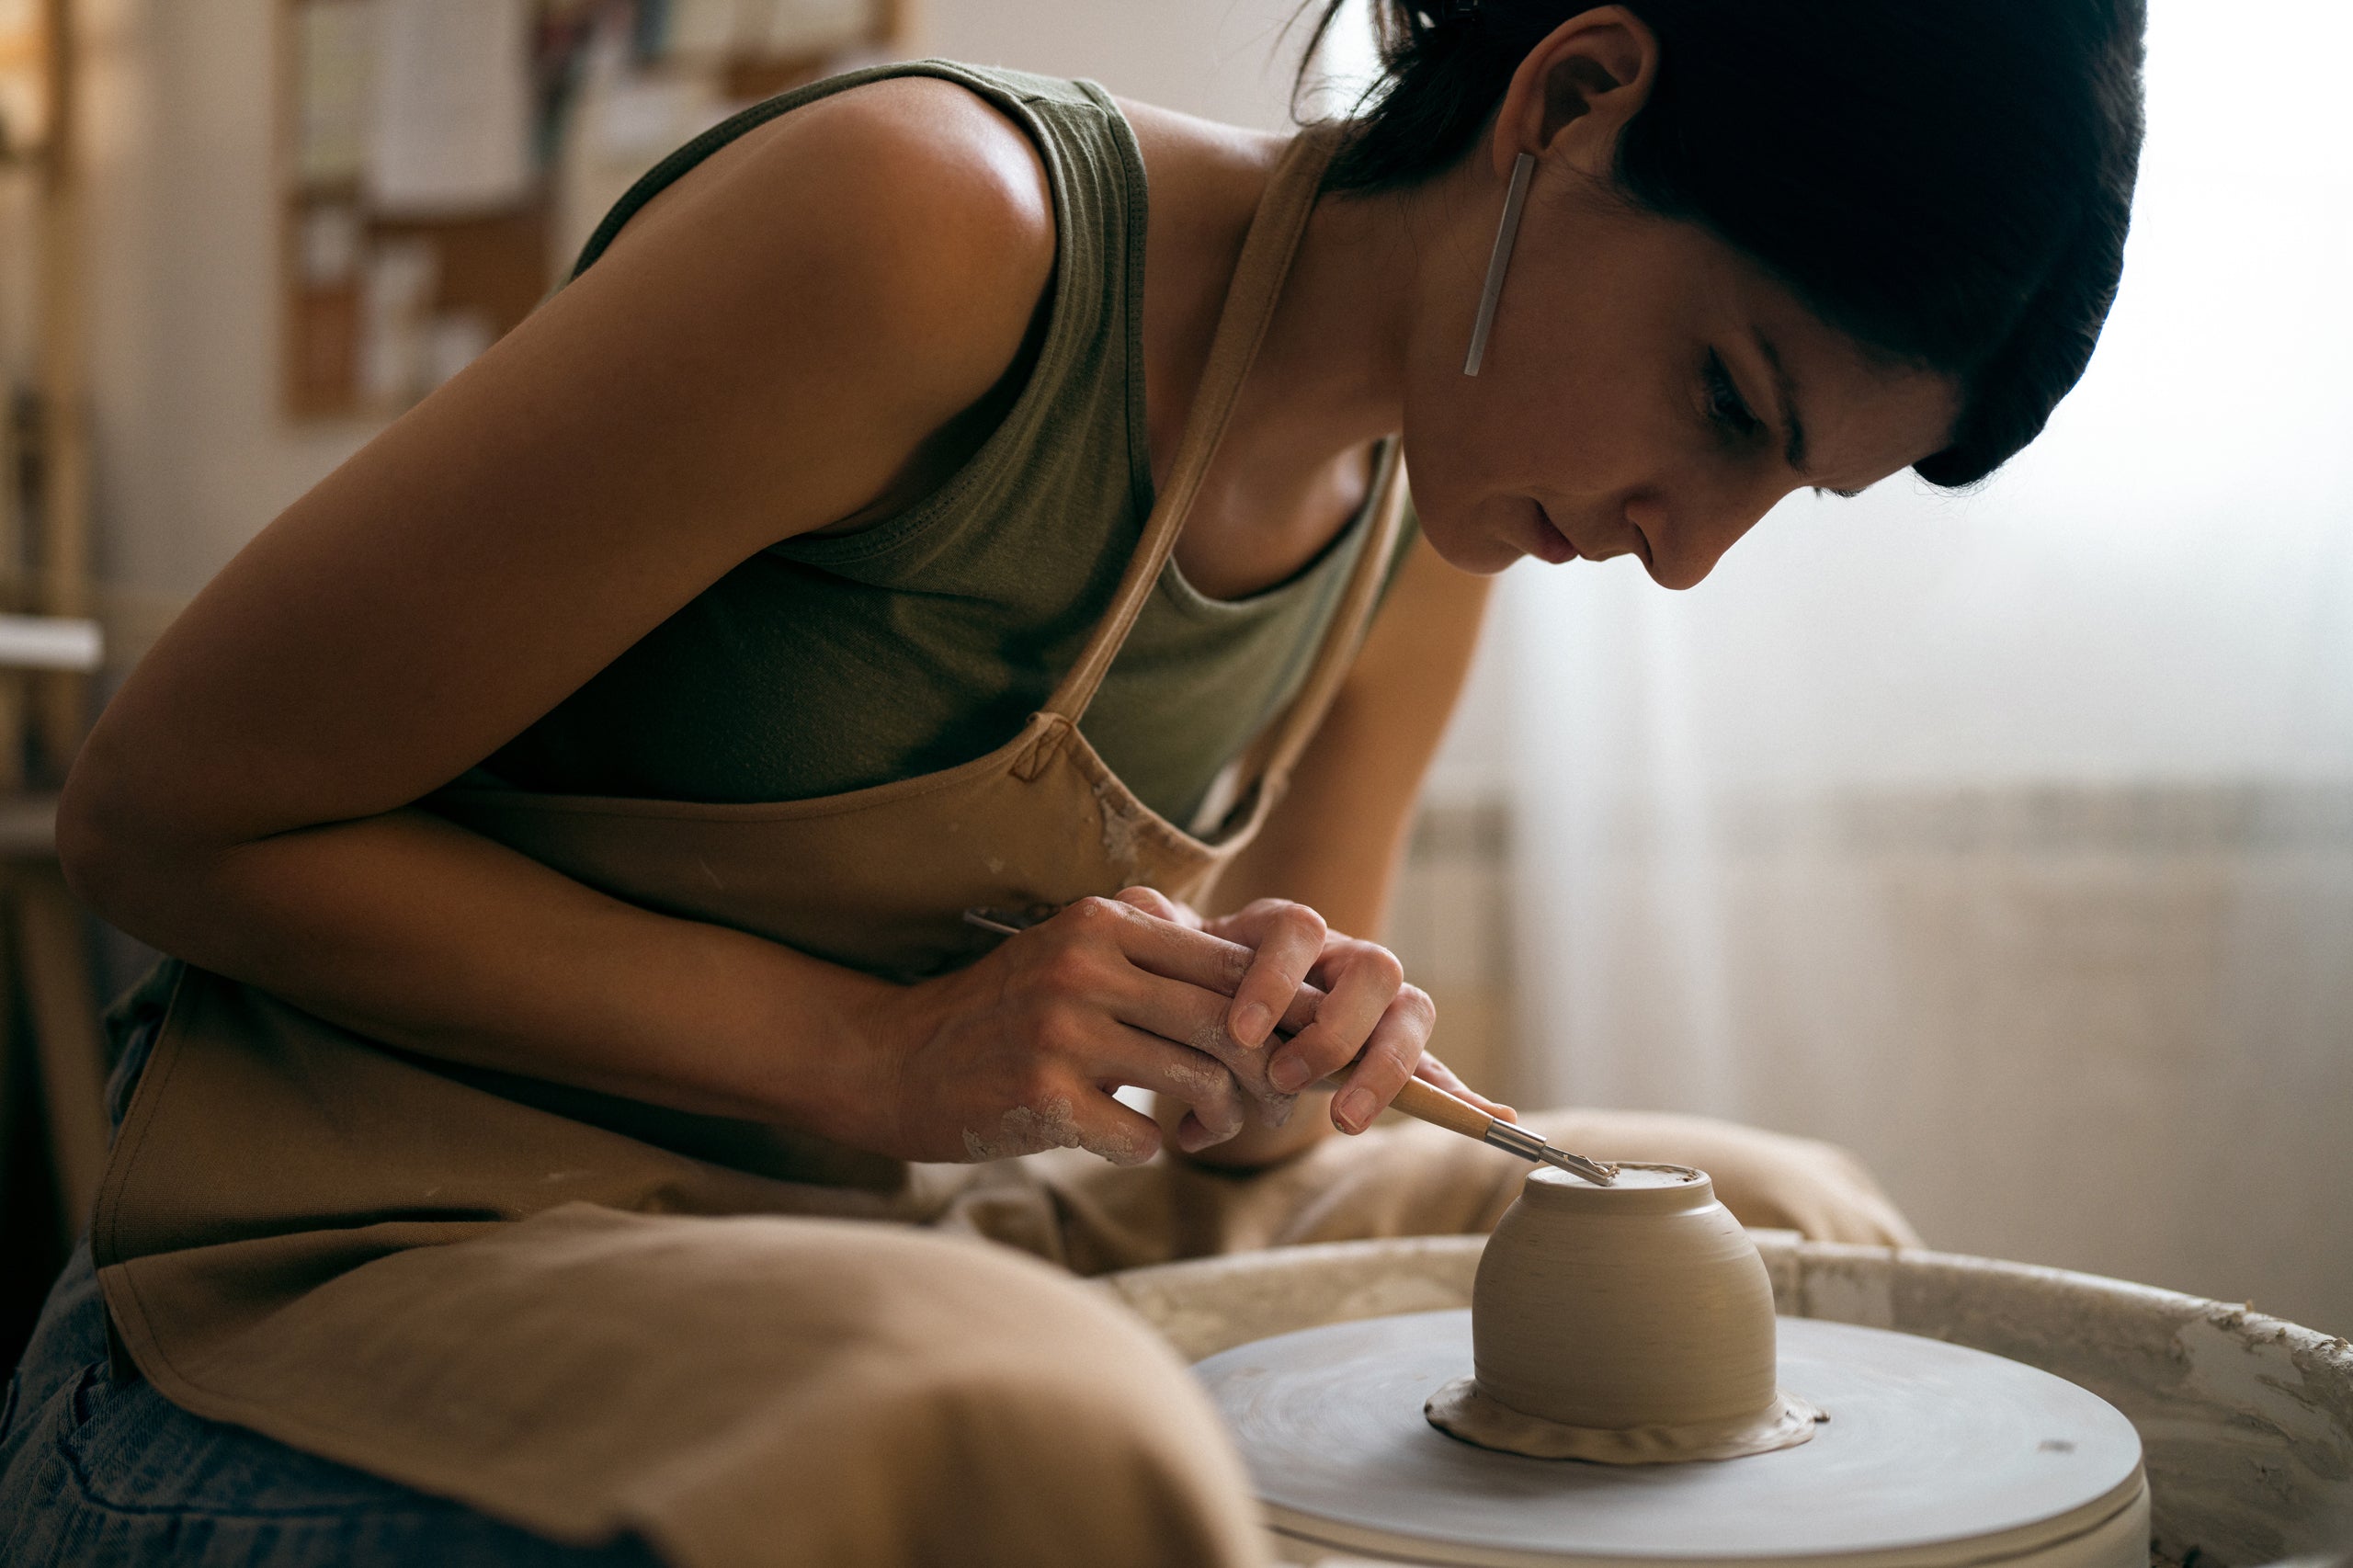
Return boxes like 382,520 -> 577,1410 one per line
1480,1119 -> 1619,1186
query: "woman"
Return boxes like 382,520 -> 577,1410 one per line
3,2 -> 2143,1563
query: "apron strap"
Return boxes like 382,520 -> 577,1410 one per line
1040,122 -> 1344,723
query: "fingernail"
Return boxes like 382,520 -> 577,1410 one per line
1336,1087 -> 1374,1131
1268,1052 -> 1312,1093
1233,1002 -> 1272,1046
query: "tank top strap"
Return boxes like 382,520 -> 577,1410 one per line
1042,122 -> 1344,723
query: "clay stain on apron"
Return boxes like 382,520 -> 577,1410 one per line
1093,778 -> 1149,881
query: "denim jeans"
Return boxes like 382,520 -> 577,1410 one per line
0,1241 -> 666,1566
0,965 -> 663,1566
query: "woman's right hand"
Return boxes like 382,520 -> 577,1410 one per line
852,895 -> 1310,1167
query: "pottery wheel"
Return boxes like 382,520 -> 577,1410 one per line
1195,1312 -> 2147,1568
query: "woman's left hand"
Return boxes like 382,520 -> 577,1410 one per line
1115,887 -> 1515,1142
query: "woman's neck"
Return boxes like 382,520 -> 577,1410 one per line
1126,104 -> 1478,596
1247,178 -> 1418,462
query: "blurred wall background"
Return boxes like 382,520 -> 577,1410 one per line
40,0 -> 2353,1343
74,0 -> 1353,617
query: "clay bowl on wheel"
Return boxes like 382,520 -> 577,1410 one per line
1426,1163 -> 1822,1464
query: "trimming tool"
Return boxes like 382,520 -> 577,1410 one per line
962,905 -> 1618,1185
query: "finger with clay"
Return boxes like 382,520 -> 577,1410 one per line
1112,887 -> 1517,1162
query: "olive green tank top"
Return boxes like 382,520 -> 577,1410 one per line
489,61 -> 1411,830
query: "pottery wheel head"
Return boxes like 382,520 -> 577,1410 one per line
1198,1312 -> 2149,1568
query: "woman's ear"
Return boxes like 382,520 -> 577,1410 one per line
1490,6 -> 1659,180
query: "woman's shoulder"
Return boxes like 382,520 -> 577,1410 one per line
543,70 -> 1063,550
610,73 -> 1057,309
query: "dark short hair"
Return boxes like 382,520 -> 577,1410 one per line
1298,1 -> 2147,486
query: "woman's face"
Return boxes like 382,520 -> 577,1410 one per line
1402,177 -> 1962,585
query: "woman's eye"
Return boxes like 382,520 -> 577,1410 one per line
1704,351 -> 1764,439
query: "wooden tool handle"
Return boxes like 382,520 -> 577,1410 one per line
1386,1074 -> 1498,1140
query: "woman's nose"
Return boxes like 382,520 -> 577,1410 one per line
1626,486 -> 1777,591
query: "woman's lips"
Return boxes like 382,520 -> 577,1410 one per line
1529,500 -> 1580,564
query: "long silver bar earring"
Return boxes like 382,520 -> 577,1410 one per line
1462,153 -> 1535,376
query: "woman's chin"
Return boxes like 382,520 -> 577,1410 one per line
1421,501 -> 1554,575
1427,528 -> 1529,576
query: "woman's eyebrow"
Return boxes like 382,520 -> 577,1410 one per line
1752,327 -> 1864,498
1750,326 -> 1814,480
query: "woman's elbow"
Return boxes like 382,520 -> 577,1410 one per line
55,742 -> 194,938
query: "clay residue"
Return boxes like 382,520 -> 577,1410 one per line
1184,1021 -> 1299,1130
1092,779 -> 1149,882
1159,1054 -> 1248,1143
1427,1377 -> 1822,1464
962,1096 -> 1156,1168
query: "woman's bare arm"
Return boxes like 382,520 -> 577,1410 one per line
60,82 -> 1076,1147
1211,532 -> 1494,937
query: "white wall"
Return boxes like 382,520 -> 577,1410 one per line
83,0 -> 377,619
921,0 -> 1318,131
